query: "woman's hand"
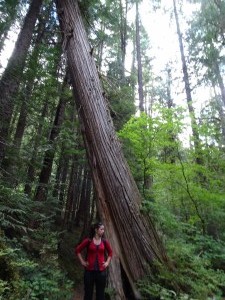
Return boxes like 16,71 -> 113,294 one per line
102,261 -> 109,268
81,260 -> 89,268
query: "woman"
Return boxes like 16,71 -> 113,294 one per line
75,222 -> 113,300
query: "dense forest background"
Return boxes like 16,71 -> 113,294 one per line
0,0 -> 225,299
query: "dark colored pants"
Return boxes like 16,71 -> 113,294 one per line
84,270 -> 107,300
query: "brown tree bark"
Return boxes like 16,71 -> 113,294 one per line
55,0 -> 170,298
213,61 -> 225,145
24,101 -> 48,196
74,166 -> 93,231
135,1 -> 144,113
119,0 -> 128,82
34,75 -> 68,201
63,160 -> 82,229
173,0 -> 202,165
2,13 -> 48,185
0,0 -> 20,53
0,0 -> 43,165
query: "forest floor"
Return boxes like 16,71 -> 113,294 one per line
72,284 -> 84,300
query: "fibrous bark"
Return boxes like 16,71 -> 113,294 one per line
55,0 -> 169,298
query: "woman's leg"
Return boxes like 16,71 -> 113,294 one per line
95,270 -> 107,300
84,270 -> 94,300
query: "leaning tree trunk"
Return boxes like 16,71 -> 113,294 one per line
0,0 -> 43,165
55,0 -> 170,298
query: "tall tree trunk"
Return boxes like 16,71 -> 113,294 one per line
135,1 -> 144,112
0,0 -> 43,165
63,160 -> 81,229
213,60 -> 225,107
119,0 -> 128,82
213,61 -> 225,145
56,0 -> 170,298
24,101 -> 48,196
53,144 -> 70,226
34,75 -> 68,201
173,0 -> 202,165
2,13 -> 48,185
0,0 -> 20,53
75,166 -> 92,229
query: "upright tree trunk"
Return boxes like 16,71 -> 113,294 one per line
56,0 -> 170,298
119,0 -> 128,82
53,145 -> 71,227
63,160 -> 82,229
0,0 -> 43,165
213,61 -> 225,144
213,60 -> 225,107
173,0 -> 202,164
0,0 -> 20,53
164,67 -> 177,164
2,13 -> 48,185
34,75 -> 68,201
135,1 -> 144,112
75,166 -> 91,232
24,101 -> 48,196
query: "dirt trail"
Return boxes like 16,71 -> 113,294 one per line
72,284 -> 84,300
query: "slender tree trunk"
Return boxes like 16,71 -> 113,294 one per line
212,61 -> 225,144
0,0 -> 43,165
35,75 -> 68,201
173,0 -> 202,164
75,166 -> 92,229
56,0 -> 170,298
24,101 -> 48,196
213,60 -> 225,107
0,0 -> 20,53
63,160 -> 81,229
2,14 -> 48,185
119,0 -> 128,82
54,145 -> 71,227
135,1 -> 144,112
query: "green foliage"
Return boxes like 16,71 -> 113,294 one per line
107,85 -> 136,130
118,109 -> 184,191
137,209 -> 225,299
0,184 -> 73,300
0,231 -> 73,300
0,184 -> 30,233
119,109 -> 225,298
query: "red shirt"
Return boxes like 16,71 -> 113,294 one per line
75,238 -> 113,271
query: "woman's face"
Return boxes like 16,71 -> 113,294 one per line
96,225 -> 104,237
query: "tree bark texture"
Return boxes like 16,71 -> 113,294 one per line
0,0 -> 43,164
56,0 -> 169,298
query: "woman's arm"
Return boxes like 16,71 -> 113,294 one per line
103,240 -> 113,268
75,238 -> 90,268
77,252 -> 89,267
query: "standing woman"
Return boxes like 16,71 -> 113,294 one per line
75,222 -> 113,300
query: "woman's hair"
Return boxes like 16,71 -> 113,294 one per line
89,222 -> 104,238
